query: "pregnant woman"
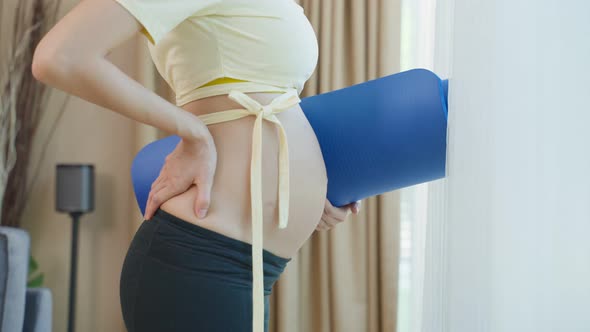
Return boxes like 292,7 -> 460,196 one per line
32,0 -> 360,331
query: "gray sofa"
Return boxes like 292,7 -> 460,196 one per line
0,226 -> 52,332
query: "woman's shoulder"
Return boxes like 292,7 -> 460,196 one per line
113,0 -> 222,46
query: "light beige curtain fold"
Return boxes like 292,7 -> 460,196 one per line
269,1 -> 402,331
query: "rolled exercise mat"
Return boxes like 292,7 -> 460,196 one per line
299,68 -> 448,207
131,68 -> 449,215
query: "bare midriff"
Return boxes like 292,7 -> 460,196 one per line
158,87 -> 328,260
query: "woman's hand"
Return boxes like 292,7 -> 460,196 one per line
143,136 -> 218,221
316,198 -> 362,231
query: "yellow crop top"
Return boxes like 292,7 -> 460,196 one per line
114,0 -> 318,105
112,0 -> 319,331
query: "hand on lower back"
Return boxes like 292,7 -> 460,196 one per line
315,198 -> 361,231
143,136 -> 217,221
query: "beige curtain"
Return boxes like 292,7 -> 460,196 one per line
269,1 -> 403,331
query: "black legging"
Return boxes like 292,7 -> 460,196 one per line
119,208 -> 291,332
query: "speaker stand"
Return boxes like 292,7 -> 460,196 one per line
67,211 -> 83,332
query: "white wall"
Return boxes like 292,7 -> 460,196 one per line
441,0 -> 590,331
396,1 -> 438,331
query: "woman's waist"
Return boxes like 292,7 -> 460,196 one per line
200,99 -> 328,215
166,91 -> 327,256
187,91 -> 327,186
181,91 -> 293,117
158,142 -> 327,258
159,132 -> 326,257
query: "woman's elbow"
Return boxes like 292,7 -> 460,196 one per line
32,45 -> 78,84
31,51 -> 51,82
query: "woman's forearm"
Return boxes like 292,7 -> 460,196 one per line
33,54 -> 212,144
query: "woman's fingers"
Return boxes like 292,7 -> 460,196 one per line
316,199 -> 363,232
144,175 -> 163,220
144,190 -> 158,221
316,219 -> 330,231
321,210 -> 344,226
318,205 -> 346,231
144,195 -> 153,220
317,212 -> 344,231
151,175 -> 163,189
322,214 -> 341,227
144,177 -> 165,220
324,200 -> 347,222
350,200 -> 361,214
142,136 -> 218,221
194,178 -> 213,219
144,181 -> 182,220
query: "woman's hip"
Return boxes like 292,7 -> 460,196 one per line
120,252 -> 271,332
123,208 -> 291,290
119,208 -> 290,331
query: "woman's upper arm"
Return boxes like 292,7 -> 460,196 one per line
33,0 -> 146,71
33,0 -> 221,70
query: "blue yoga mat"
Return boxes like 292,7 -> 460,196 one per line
131,68 -> 448,214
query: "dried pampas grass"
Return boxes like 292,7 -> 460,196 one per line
0,0 -> 66,227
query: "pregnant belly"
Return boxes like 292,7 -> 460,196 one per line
159,94 -> 328,259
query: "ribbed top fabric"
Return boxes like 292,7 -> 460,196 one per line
112,1 -> 317,330
113,0 -> 318,106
